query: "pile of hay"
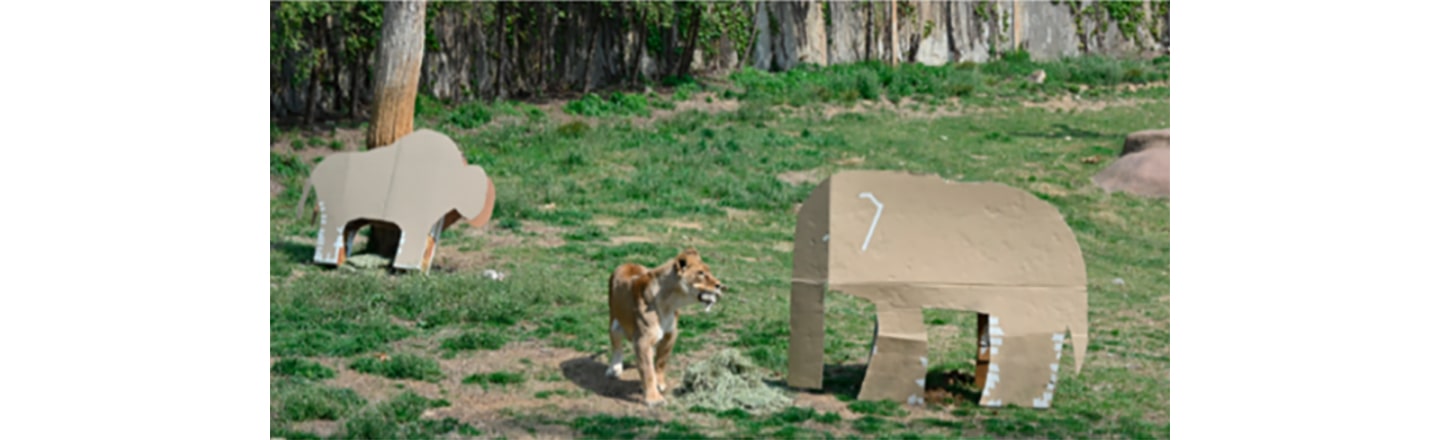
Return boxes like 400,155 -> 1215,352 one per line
673,349 -> 793,412
341,253 -> 391,271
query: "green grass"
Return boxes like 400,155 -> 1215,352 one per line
271,55 -> 1169,439
348,353 -> 445,382
271,358 -> 336,380
462,371 -> 527,389
334,392 -> 473,439
439,330 -> 509,353
272,380 -> 367,422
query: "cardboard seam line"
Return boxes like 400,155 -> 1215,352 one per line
791,279 -> 1086,289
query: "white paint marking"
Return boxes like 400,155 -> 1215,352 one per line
920,356 -> 928,368
908,394 -> 923,406
822,234 -> 829,242
1052,333 -> 1066,342
611,319 -> 621,332
1050,363 -> 1059,373
989,326 -> 1005,337
1032,398 -> 1049,408
916,378 -> 926,388
858,192 -> 884,252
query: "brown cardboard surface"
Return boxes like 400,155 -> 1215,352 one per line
787,171 -> 1088,409
298,129 -> 493,272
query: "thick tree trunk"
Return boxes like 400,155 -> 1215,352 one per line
367,0 -> 427,149
675,3 -> 704,78
365,0 -> 427,260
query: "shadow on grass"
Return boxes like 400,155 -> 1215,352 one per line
818,364 -> 869,401
560,355 -> 643,405
272,240 -> 315,265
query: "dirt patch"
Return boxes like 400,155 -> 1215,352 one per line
271,176 -> 285,199
1022,95 -> 1161,112
1027,182 -> 1072,198
591,216 -> 621,227
429,243 -> 499,274
609,236 -> 656,245
664,220 -> 705,231
271,127 -> 367,164
723,207 -> 757,222
777,168 -> 824,186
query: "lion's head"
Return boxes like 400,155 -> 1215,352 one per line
670,248 -> 727,309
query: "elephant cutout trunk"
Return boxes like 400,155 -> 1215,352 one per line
786,171 -> 1089,409
297,129 -> 495,273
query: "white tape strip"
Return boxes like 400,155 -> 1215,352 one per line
858,192 -> 884,252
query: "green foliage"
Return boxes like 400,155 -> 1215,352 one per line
729,54 -> 1167,107
271,358 -> 336,380
337,392 -> 463,440
564,92 -> 652,117
847,400 -> 908,417
439,330 -> 509,352
571,414 -> 659,439
557,120 -> 591,138
462,371 -> 527,388
445,100 -> 494,129
349,353 -> 445,382
270,153 -> 309,179
852,415 -> 906,435
273,381 -> 367,422
271,2 -> 383,88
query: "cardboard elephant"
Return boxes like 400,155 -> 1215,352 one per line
787,171 -> 1089,408
297,129 -> 495,272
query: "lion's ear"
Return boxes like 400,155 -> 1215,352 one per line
674,255 -> 688,272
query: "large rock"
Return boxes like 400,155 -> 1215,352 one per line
1122,129 -> 1170,156
1092,147 -> 1169,198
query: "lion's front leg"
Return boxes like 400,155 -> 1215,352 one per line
634,335 -> 665,406
655,327 -> 678,393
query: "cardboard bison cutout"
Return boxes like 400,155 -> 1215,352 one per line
297,129 -> 495,272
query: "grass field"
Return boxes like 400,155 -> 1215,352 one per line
270,54 -> 1169,439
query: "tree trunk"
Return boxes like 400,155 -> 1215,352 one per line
631,5 -> 646,86
365,0 -> 427,260
881,0 -> 892,66
582,3 -> 600,94
493,1 -> 507,99
367,0 -> 427,149
675,2 -> 705,78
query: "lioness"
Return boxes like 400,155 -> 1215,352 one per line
606,248 -> 726,406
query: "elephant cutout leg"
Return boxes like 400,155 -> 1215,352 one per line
857,307 -> 929,405
978,315 -> 1067,408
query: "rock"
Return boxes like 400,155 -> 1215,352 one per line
1092,147 -> 1169,198
1122,129 -> 1170,156
1028,70 -> 1047,84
